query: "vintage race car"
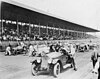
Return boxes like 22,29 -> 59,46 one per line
77,43 -> 89,52
89,43 -> 97,50
30,50 -> 73,77
12,45 -> 27,55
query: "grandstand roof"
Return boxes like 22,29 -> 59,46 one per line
1,1 -> 100,32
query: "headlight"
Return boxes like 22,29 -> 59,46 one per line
52,59 -> 58,64
48,58 -> 52,63
37,59 -> 41,63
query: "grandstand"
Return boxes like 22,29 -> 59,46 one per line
0,1 -> 99,41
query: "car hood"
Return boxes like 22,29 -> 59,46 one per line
13,46 -> 23,50
47,52 -> 62,58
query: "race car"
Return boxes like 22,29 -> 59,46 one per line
8,42 -> 28,55
30,47 -> 74,77
89,43 -> 97,50
77,43 -> 89,52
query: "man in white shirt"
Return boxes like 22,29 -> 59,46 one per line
93,57 -> 100,79
70,43 -> 77,71
91,47 -> 98,68
28,44 -> 35,57
5,44 -> 11,55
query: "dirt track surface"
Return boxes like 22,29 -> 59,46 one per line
0,49 -> 98,79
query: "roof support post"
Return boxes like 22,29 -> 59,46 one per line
79,32 -> 81,39
81,32 -> 83,39
29,23 -> 31,41
63,29 -> 65,37
46,25 -> 48,36
1,19 -> 4,34
76,32 -> 78,39
67,30 -> 69,36
59,27 -> 60,36
69,31 -> 71,37
16,20 -> 19,35
83,32 -> 85,38
39,23 -> 41,36
75,31 -> 77,39
29,23 -> 31,34
0,20 -> 1,35
53,25 -> 55,36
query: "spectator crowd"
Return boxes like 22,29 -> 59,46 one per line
0,21 -> 96,41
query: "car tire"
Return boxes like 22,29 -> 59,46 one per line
31,63 -> 38,76
53,62 -> 60,77
70,64 -> 73,68
5,51 -> 8,56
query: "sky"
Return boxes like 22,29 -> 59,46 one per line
2,0 -> 100,35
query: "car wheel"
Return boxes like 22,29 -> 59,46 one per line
70,64 -> 73,68
31,63 -> 38,76
5,51 -> 8,56
53,63 -> 60,77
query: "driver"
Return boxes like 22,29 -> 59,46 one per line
20,41 -> 25,47
49,43 -> 56,52
60,47 -> 69,56
55,42 -> 61,52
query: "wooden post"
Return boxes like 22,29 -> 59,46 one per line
1,19 -> 3,34
76,32 -> 78,38
46,25 -> 48,35
29,23 -> 31,34
53,25 -> 55,36
0,19 -> 1,35
67,30 -> 69,36
16,20 -> 19,35
39,23 -> 40,36
59,27 -> 60,36
63,29 -> 65,37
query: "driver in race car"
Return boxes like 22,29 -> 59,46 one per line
20,41 -> 25,47
55,41 -> 61,52
49,43 -> 56,52
28,44 -> 36,57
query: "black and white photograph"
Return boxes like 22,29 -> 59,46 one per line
0,0 -> 100,79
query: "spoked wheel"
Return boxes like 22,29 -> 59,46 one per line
53,63 -> 60,77
5,51 -> 8,56
70,63 -> 73,68
31,63 -> 38,76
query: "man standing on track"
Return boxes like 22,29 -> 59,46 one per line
91,46 -> 98,68
5,44 -> 12,55
93,56 -> 100,79
70,43 -> 77,71
28,44 -> 35,57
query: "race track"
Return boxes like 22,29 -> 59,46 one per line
0,49 -> 98,79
